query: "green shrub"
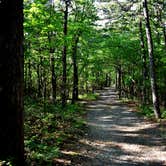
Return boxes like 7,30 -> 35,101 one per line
79,92 -> 99,100
161,108 -> 166,119
24,97 -> 86,165
138,105 -> 154,118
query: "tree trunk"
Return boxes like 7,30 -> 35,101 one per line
0,1 -> 24,165
163,26 -> 166,50
143,0 -> 161,119
28,59 -> 32,95
41,58 -> 47,107
117,66 -> 122,99
37,62 -> 42,97
50,54 -> 57,103
163,27 -> 166,108
115,69 -> 118,89
139,18 -> 148,104
105,73 -> 110,87
62,0 -> 69,106
24,62 -> 28,95
72,35 -> 80,103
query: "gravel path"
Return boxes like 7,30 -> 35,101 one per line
57,88 -> 166,166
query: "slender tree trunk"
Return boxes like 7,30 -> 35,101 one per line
42,59 -> 47,109
0,1 -> 24,165
139,18 -> 148,104
163,26 -> 166,49
117,65 -> 122,99
48,31 -> 56,102
105,74 -> 107,87
121,72 -> 126,97
105,73 -> 111,87
24,63 -> 28,95
163,27 -> 166,108
108,74 -> 111,87
50,54 -> 57,102
115,69 -> 118,89
143,0 -> 161,119
43,77 -> 47,110
28,59 -> 32,94
72,35 -> 79,103
37,62 -> 42,97
164,77 -> 166,108
62,0 -> 69,106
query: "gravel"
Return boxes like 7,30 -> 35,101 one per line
75,88 -> 166,166
56,88 -> 166,166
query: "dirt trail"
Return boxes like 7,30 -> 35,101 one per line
57,88 -> 166,166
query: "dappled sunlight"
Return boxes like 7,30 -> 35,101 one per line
78,134 -> 166,164
87,121 -> 112,128
80,88 -> 166,165
61,150 -> 79,156
109,122 -> 158,133
53,158 -> 71,165
117,143 -> 166,163
86,103 -> 111,108
53,88 -> 166,165
100,115 -> 113,122
86,108 -> 104,111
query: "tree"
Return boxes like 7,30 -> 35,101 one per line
139,18 -> 148,104
0,1 -> 24,165
70,0 -> 98,103
71,32 -> 80,103
143,0 -> 161,119
62,0 -> 70,106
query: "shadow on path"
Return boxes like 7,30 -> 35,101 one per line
55,87 -> 166,166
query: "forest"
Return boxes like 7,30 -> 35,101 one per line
0,0 -> 166,165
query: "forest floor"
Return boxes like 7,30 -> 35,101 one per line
53,87 -> 166,166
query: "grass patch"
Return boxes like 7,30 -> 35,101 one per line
79,92 -> 99,101
24,97 -> 86,165
138,105 -> 166,120
138,105 -> 154,118
161,108 -> 166,119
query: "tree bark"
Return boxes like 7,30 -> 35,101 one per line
163,27 -> 166,108
0,1 -> 24,165
50,55 -> 57,102
143,0 -> 161,119
163,26 -> 166,50
117,65 -> 122,99
28,59 -> 32,95
62,0 -> 69,106
139,18 -> 148,104
48,31 -> 57,103
72,34 -> 80,104
37,61 -> 42,97
24,62 -> 28,95
115,69 -> 118,89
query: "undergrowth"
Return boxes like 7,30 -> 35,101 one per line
161,108 -> 166,119
122,98 -> 166,120
138,105 -> 154,118
24,97 -> 86,166
138,105 -> 166,119
79,92 -> 99,100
